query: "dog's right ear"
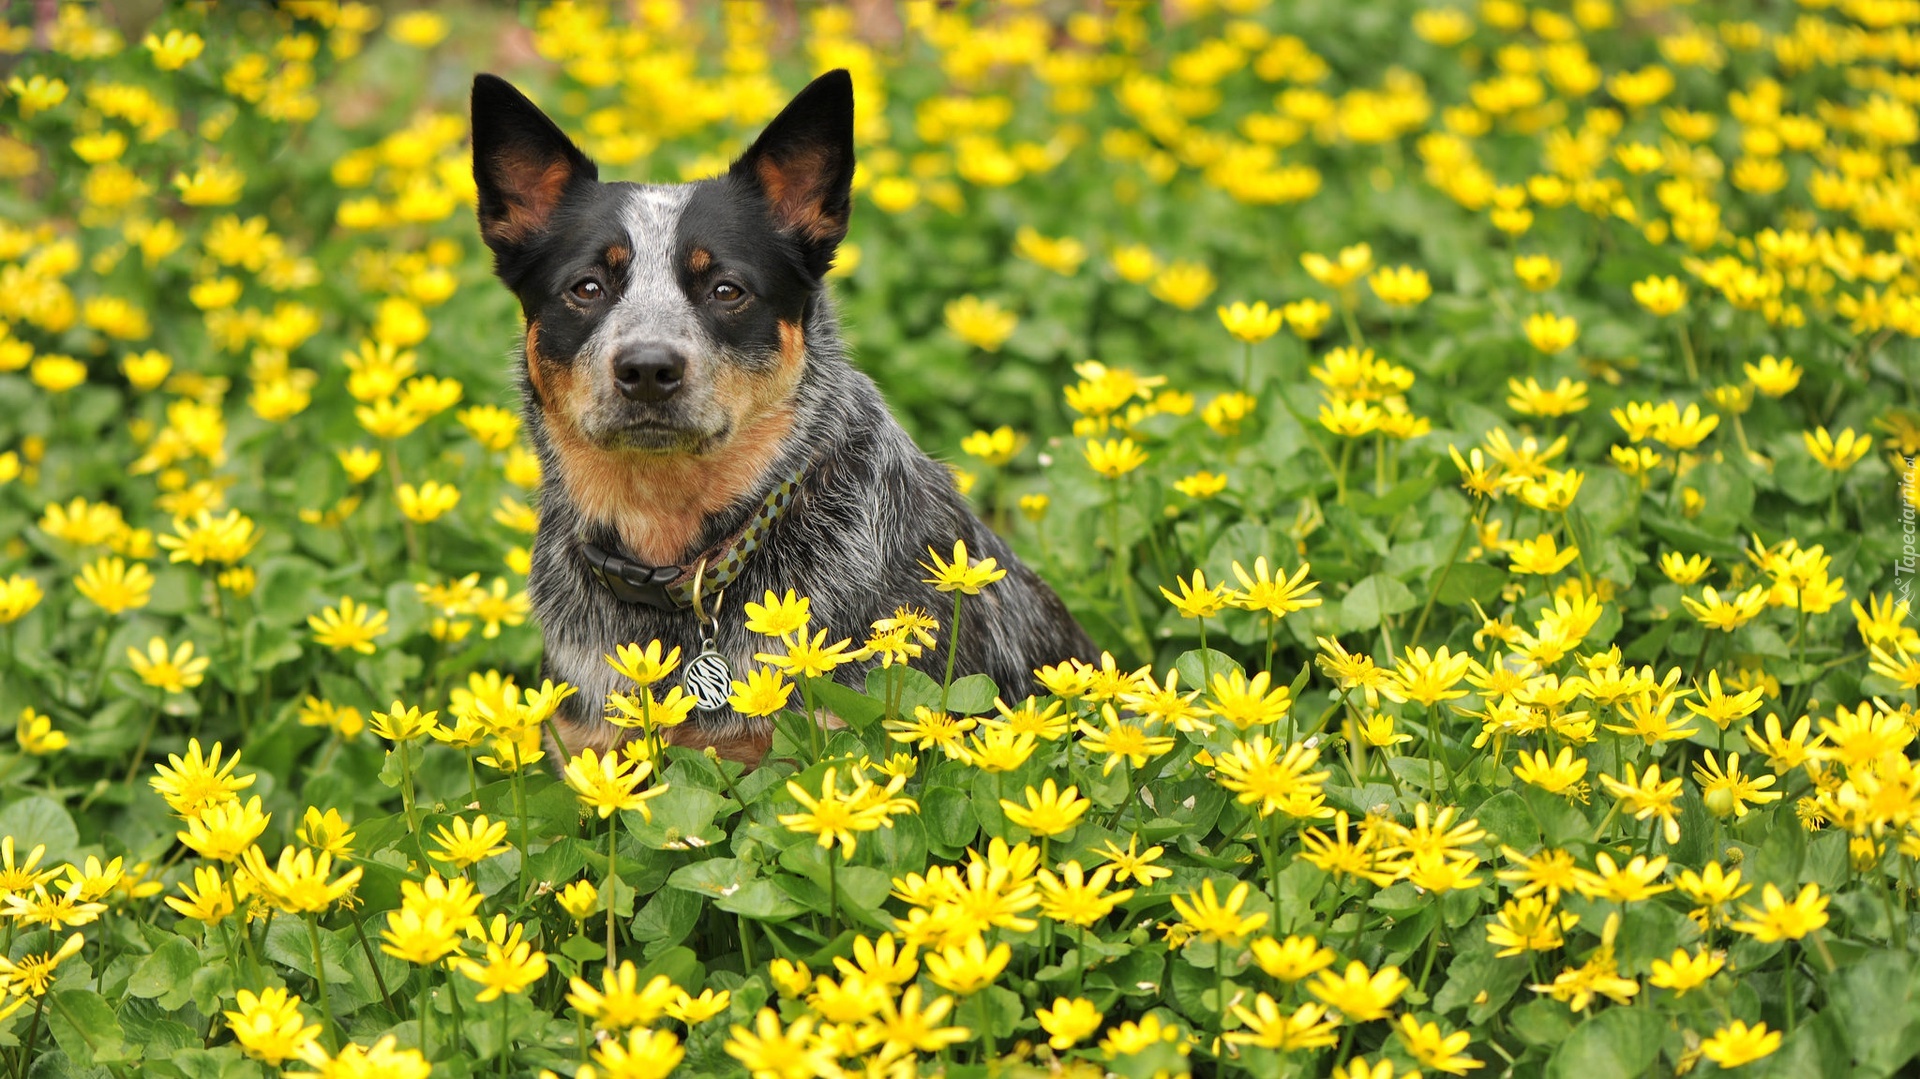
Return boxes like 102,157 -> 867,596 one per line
471,74 -> 597,251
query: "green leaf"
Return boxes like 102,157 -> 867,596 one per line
715,879 -> 808,922
127,937 -> 201,1011
943,673 -> 998,715
1340,574 -> 1417,632
47,989 -> 133,1066
1172,648 -> 1240,691
627,785 -> 731,851
1544,1005 -> 1661,1079
920,785 -> 976,855
809,678 -> 886,731
1434,561 -> 1506,607
0,795 -> 80,866
1829,951 -> 1920,1076
1469,789 -> 1540,852
630,887 -> 704,957
667,858 -> 754,900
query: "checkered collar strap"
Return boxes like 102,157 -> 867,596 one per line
579,467 -> 805,611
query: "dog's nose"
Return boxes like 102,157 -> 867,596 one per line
613,346 -> 685,403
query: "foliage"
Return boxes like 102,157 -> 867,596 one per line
1,1 -> 1919,1078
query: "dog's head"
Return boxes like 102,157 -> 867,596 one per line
471,71 -> 853,458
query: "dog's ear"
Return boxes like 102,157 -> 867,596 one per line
471,74 -> 598,252
730,69 -> 854,276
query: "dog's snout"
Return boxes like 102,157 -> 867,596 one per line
613,346 -> 685,403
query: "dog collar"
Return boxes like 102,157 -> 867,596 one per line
579,466 -> 805,612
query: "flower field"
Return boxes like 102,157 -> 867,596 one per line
5,0 -> 1920,1076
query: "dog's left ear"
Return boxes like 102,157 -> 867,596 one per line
730,69 -> 854,277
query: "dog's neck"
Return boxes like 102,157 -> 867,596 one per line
549,405 -> 799,567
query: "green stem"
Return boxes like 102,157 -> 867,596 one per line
497,995 -> 509,1075
347,907 -> 394,1014
940,591 -> 965,714
1410,511 -> 1475,647
827,853 -> 840,940
1075,922 -> 1087,998
605,812 -> 620,972
306,915 -> 336,1051
974,990 -> 996,1066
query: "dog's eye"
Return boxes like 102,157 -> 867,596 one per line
570,278 -> 604,302
710,281 -> 745,305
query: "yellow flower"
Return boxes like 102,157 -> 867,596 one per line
308,596 -> 389,654
920,538 -> 1007,594
15,708 -> 65,756
427,815 -> 512,870
1507,376 -> 1589,416
30,355 -> 87,393
1692,750 -> 1781,819
121,349 -> 172,390
1217,301 -> 1283,343
1659,551 -> 1712,584
1368,265 -> 1432,306
239,844 -> 363,914
924,935 -> 1011,995
1036,997 -> 1102,1050
1172,878 -> 1268,943
1283,298 -> 1333,337
74,556 -> 152,614
1000,778 -> 1091,836
1083,437 -> 1148,478
7,75 -> 67,118
1149,260 -> 1217,309
606,640 -> 684,686
127,637 -> 210,693
1524,312 -> 1579,354
562,749 -> 666,820
173,162 -> 246,206
960,426 -> 1025,466
728,666 -> 795,717
1013,226 -> 1086,275
388,10 -> 450,47
1172,471 -> 1228,499
1512,254 -> 1561,291
164,867 -> 236,925
1512,746 -> 1588,795
1745,354 -> 1801,397
395,480 -> 461,523
1701,1020 -> 1782,1069
724,1010 -> 837,1079
1229,556 -> 1323,617
1110,244 -> 1158,283
1505,533 -> 1579,575
1301,243 -> 1374,288
1394,1015 -> 1483,1075
1307,960 -> 1409,1022
143,29 -> 204,71
1161,569 -> 1232,619
1681,584 -> 1767,631
1647,946 -> 1724,997
944,295 -> 1018,352
1804,426 -> 1871,470
224,987 -> 319,1065
453,924 -> 549,1001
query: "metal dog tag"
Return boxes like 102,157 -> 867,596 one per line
684,639 -> 733,712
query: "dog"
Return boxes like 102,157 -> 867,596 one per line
470,69 -> 1095,766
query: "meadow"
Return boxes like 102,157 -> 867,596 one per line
0,0 -> 1916,1076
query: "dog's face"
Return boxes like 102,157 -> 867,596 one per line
471,72 -> 854,458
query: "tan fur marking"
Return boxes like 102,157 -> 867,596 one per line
605,244 -> 630,271
664,720 -> 774,767
756,151 -> 843,243
523,319 -> 547,399
543,395 -> 799,568
540,325 -> 809,570
777,320 -> 806,371
484,151 -> 574,244
688,247 -> 712,274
